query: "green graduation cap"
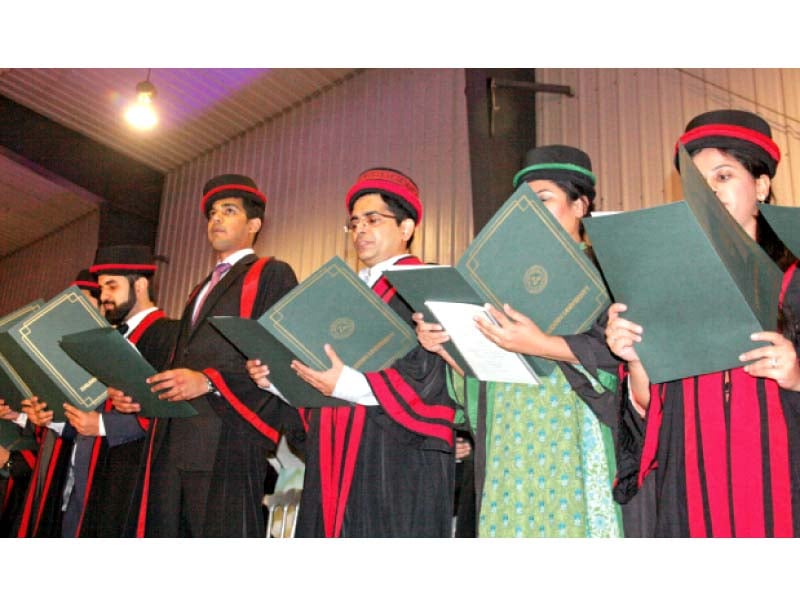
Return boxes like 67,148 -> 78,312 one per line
583,145 -> 782,383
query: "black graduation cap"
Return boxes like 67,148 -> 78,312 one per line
89,245 -> 158,277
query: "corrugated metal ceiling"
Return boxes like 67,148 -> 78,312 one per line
0,68 -> 360,173
0,68 -> 361,259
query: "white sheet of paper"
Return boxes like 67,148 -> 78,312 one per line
425,301 -> 539,385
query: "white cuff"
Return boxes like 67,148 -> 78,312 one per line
97,413 -> 107,437
48,422 -> 66,436
266,383 -> 291,405
332,366 -> 379,406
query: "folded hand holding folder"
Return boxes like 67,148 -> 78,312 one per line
211,256 -> 419,407
582,145 -> 781,383
0,288 -> 108,421
60,328 -> 197,418
384,184 -> 610,380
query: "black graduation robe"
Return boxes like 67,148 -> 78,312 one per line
134,255 -> 305,538
15,426 -> 73,537
296,256 -> 456,538
0,445 -> 36,537
614,261 -> 800,537
78,311 -> 179,537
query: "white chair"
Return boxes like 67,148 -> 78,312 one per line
263,487 -> 302,538
263,436 -> 305,538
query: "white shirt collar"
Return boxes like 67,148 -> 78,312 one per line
122,306 -> 159,339
358,254 -> 412,287
217,247 -> 254,268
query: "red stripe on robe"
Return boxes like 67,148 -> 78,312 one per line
681,377 -> 709,536
366,370 -> 454,446
204,368 -> 280,445
728,369 -> 764,537
317,254 -> 443,537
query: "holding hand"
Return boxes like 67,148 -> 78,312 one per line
20,397 -> 53,427
605,303 -> 643,362
475,303 -> 547,355
246,359 -> 272,389
740,331 -> 800,390
455,436 -> 472,461
291,344 -> 343,397
63,404 -> 100,436
0,399 -> 19,422
412,312 -> 450,354
108,386 -> 141,414
148,368 -> 209,402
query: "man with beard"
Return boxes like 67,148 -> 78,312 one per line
74,245 -> 179,536
18,251 -> 178,536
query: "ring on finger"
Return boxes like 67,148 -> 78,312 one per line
770,357 -> 778,368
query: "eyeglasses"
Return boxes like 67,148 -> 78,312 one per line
344,211 -> 397,233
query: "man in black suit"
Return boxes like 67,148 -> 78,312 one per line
112,174 -> 303,537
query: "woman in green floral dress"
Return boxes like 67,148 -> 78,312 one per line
416,145 -> 627,537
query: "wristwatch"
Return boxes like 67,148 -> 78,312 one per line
205,375 -> 215,395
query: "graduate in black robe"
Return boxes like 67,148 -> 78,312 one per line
607,109 -> 800,537
77,246 -> 180,537
271,168 -> 455,537
14,271 -> 101,537
110,174 -> 304,538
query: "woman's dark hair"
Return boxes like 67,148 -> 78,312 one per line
549,178 -> 595,240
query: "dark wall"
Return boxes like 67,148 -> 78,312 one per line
465,69 -> 537,234
0,95 -> 164,250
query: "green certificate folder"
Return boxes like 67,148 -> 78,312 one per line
211,256 -> 418,407
758,203 -> 800,259
0,300 -> 43,409
60,328 -> 198,419
0,287 -> 109,421
385,183 -> 610,377
210,316 -> 347,408
583,145 -> 781,383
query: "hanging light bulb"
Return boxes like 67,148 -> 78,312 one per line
124,70 -> 158,130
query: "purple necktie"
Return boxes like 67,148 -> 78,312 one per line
192,262 -> 231,324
